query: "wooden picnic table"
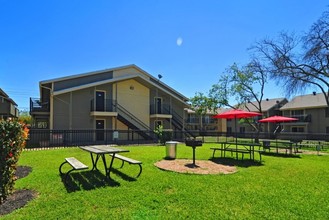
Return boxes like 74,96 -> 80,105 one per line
261,139 -> 298,154
79,145 -> 129,178
211,141 -> 262,161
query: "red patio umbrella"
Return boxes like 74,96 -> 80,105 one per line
259,115 -> 298,148
213,109 -> 262,155
258,115 -> 298,123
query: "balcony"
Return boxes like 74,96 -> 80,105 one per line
30,98 -> 50,115
291,114 -> 312,123
150,104 -> 172,118
185,118 -> 216,124
90,99 -> 118,117
186,118 -> 199,124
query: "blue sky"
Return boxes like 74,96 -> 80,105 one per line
1,0 -> 328,110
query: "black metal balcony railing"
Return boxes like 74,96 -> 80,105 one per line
150,104 -> 171,115
186,118 -> 199,124
291,114 -> 312,123
185,118 -> 216,124
30,98 -> 49,113
90,99 -> 114,112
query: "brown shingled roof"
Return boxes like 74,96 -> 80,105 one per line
280,93 -> 327,110
240,98 -> 287,112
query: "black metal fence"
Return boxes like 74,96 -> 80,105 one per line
197,131 -> 329,143
26,129 -> 329,148
26,129 -> 157,148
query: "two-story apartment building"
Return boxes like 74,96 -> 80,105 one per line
184,108 -> 224,131
0,88 -> 19,120
280,92 -> 329,133
226,98 -> 288,134
30,64 -> 189,144
184,98 -> 288,134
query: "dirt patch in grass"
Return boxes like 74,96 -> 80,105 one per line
0,166 -> 37,216
155,159 -> 237,175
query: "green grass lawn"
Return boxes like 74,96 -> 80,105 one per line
4,143 -> 329,219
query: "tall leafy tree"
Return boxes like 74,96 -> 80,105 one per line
251,10 -> 329,107
188,92 -> 218,130
189,61 -> 268,141
209,61 -> 267,135
209,61 -> 267,113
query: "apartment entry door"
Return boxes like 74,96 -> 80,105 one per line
96,91 -> 105,111
96,120 -> 105,141
155,97 -> 162,114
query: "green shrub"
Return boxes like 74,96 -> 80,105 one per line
154,125 -> 173,145
0,119 -> 29,203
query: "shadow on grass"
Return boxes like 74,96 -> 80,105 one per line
261,152 -> 301,158
209,157 -> 263,168
61,170 -> 120,193
110,168 -> 138,182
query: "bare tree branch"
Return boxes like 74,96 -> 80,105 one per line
250,9 -> 329,107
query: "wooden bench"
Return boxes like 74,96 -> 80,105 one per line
110,154 -> 142,178
224,148 -> 251,160
59,157 -> 88,183
210,147 -> 250,160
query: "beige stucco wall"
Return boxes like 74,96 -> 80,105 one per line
115,118 -> 128,130
114,79 -> 150,127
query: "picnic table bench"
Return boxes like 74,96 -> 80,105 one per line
211,147 -> 252,160
110,154 -> 143,178
261,140 -> 298,154
297,140 -> 326,151
210,142 -> 262,161
59,157 -> 88,183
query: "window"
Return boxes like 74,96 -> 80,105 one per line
34,121 -> 48,129
291,110 -> 303,116
291,126 -> 304,132
326,126 -> 329,134
203,115 -> 210,124
240,127 -> 246,133
188,114 -> 197,123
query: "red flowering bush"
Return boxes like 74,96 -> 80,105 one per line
0,119 -> 29,204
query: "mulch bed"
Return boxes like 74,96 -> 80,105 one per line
155,159 -> 237,174
0,166 -> 37,216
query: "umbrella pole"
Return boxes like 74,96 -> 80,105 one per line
235,116 -> 238,160
276,123 -> 281,153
